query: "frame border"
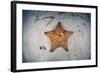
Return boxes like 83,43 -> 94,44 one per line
11,1 -> 98,72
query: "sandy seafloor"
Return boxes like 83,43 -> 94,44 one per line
22,10 -> 91,62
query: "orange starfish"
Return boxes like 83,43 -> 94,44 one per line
45,22 -> 73,52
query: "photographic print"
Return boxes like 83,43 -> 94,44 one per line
11,1 -> 97,72
22,10 -> 91,62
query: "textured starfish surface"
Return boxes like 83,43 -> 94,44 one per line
45,22 -> 73,52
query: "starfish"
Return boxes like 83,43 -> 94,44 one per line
45,22 -> 73,52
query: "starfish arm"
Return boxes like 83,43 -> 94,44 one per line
45,32 -> 60,52
61,31 -> 73,51
62,41 -> 69,51
66,31 -> 73,36
50,47 -> 57,52
60,34 -> 69,51
50,36 -> 61,52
